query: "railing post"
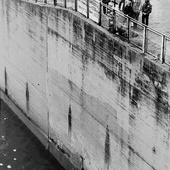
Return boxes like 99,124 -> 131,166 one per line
64,0 -> 67,8
161,35 -> 165,64
127,17 -> 130,42
54,0 -> 57,6
114,0 -> 116,7
87,0 -> 89,18
75,0 -> 77,11
99,2 -> 102,26
44,0 -> 47,4
143,25 -> 148,53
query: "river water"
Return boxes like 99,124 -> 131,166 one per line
0,100 -> 65,170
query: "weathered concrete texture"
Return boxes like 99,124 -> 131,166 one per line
0,0 -> 48,137
0,0 -> 170,170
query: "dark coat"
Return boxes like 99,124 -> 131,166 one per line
102,0 -> 110,5
142,2 -> 152,15
124,5 -> 134,17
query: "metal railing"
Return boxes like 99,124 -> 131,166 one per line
101,2 -> 170,65
24,0 -> 170,66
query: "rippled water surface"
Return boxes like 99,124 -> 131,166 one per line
0,100 -> 65,170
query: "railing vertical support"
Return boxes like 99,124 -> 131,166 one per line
87,0 -> 89,18
75,0 -> 77,11
161,35 -> 165,63
127,17 -> 130,42
99,2 -> 102,26
64,0 -> 67,8
114,0 -> 116,7
143,26 -> 148,53
54,0 -> 57,6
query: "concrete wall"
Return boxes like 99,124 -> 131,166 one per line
0,0 -> 170,170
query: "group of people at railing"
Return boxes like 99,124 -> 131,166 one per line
103,0 -> 152,26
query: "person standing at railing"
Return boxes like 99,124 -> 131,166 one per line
119,0 -> 133,13
119,0 -> 125,12
141,0 -> 152,26
124,0 -> 134,18
132,0 -> 142,28
108,0 -> 118,9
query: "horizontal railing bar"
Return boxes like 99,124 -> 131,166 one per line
147,27 -> 165,37
165,36 -> 170,41
147,51 -> 159,58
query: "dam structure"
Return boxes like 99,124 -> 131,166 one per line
0,0 -> 170,170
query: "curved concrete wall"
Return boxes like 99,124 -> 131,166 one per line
0,0 -> 170,170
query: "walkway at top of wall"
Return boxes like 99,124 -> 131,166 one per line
22,0 -> 170,73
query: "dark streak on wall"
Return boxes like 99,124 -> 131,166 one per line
68,79 -> 73,91
84,23 -> 93,45
0,99 -> 1,113
119,77 -> 127,97
82,49 -> 89,67
73,16 -> 82,44
105,125 -> 110,168
26,82 -> 30,113
39,6 -> 44,22
143,59 -> 169,123
155,86 -> 169,123
128,50 -> 136,63
131,87 -> 140,107
68,104 -> 72,133
98,61 -> 115,81
4,68 -> 8,96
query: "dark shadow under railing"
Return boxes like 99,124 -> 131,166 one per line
24,0 -> 170,66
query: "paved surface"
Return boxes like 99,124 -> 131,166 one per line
0,100 -> 65,170
149,0 -> 170,37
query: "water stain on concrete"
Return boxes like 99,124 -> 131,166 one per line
68,105 -> 72,133
4,68 -> 8,96
131,87 -> 140,107
104,125 -> 110,169
26,82 -> 30,113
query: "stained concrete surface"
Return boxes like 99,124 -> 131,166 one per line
0,0 -> 170,169
0,100 -> 65,170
